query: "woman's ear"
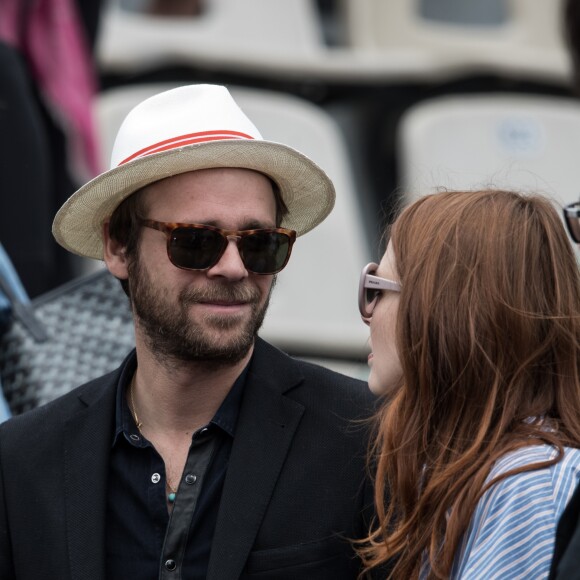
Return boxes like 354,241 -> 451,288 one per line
102,222 -> 129,280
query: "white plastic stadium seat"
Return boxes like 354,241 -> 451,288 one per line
97,0 -> 567,86
397,93 -> 580,246
341,0 -> 569,83
93,83 -> 373,372
96,0 -> 326,77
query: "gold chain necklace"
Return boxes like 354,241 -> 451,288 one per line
128,375 -> 143,431
128,374 -> 177,503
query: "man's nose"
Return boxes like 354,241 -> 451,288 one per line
206,237 -> 248,280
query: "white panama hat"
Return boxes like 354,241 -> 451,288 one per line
52,84 -> 336,260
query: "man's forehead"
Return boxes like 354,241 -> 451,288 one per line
148,167 -> 273,189
141,172 -> 277,225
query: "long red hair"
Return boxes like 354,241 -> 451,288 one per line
359,190 -> 580,578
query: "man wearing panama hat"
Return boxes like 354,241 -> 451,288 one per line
0,84 -> 377,579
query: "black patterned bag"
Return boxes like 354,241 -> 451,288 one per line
0,269 -> 135,415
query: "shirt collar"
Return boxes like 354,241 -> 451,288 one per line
113,350 -> 249,446
211,364 -> 247,437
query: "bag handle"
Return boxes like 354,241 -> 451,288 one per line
0,274 -> 48,342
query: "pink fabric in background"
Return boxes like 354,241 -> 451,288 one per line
0,0 -> 101,181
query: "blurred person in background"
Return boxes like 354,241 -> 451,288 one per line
0,84 -> 377,580
564,0 -> 580,95
357,189 -> 580,579
0,0 -> 102,297
551,196 -> 580,579
547,1 -> 580,577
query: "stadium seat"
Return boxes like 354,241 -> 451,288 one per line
341,0 -> 569,83
96,0 -> 327,77
397,93 -> 580,247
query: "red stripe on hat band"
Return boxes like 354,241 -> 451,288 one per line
119,130 -> 255,165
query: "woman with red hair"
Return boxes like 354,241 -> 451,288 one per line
358,189 -> 580,579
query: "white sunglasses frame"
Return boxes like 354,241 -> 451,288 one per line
358,262 -> 401,324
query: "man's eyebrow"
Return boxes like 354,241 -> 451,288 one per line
241,220 -> 276,230
202,219 -> 276,230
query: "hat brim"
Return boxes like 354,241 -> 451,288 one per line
52,139 -> 335,260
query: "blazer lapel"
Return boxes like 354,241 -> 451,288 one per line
63,375 -> 118,580
207,339 -> 305,580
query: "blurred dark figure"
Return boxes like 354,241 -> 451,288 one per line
149,0 -> 203,16
548,3 -> 580,578
120,0 -> 203,16
0,0 -> 102,297
564,0 -> 580,94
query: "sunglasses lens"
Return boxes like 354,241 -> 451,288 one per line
365,288 -> 380,312
240,231 -> 292,274
566,216 -> 580,243
359,263 -> 379,321
169,227 -> 225,269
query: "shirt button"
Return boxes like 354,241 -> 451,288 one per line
165,559 -> 176,571
129,434 -> 140,442
151,473 -> 161,484
185,474 -> 197,485
199,427 -> 209,435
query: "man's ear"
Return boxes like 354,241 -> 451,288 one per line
102,222 -> 129,280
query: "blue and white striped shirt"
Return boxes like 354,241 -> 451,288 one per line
449,445 -> 580,579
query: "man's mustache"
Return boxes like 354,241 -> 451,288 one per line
180,283 -> 261,305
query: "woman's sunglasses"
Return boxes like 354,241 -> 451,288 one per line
358,262 -> 401,324
139,219 -> 297,275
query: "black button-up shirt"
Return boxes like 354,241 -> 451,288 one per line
105,351 -> 247,579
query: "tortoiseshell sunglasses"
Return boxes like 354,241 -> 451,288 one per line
564,202 -> 580,243
139,219 -> 297,275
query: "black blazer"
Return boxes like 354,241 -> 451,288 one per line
550,481 -> 580,579
0,338 -> 377,579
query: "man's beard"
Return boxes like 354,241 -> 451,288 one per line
127,255 -> 272,369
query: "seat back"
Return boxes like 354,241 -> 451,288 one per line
97,0 -> 325,74
397,93 -> 580,247
342,0 -> 568,80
